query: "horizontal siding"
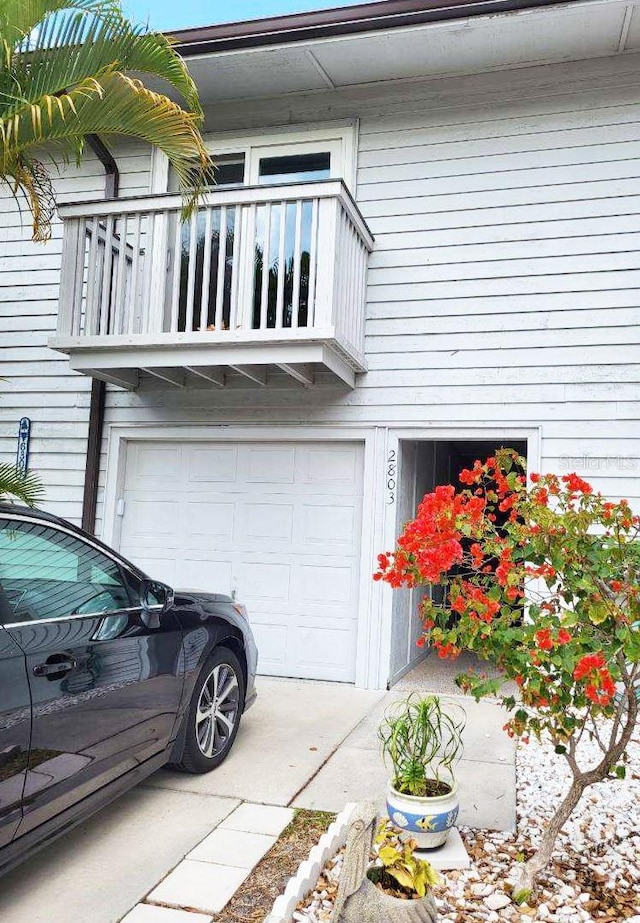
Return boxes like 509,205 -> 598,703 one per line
95,56 -> 640,534
0,141 -> 152,523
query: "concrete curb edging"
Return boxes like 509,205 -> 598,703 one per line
263,802 -> 357,923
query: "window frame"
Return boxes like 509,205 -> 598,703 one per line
152,119 -> 359,194
0,514 -> 144,628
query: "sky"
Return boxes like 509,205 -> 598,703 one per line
122,0 -> 372,32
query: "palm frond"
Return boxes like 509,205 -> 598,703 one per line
5,6 -> 202,117
0,463 -> 43,506
0,0 -> 210,240
1,70 -> 209,236
0,0 -> 120,47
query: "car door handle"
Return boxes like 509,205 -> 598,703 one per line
33,657 -> 77,678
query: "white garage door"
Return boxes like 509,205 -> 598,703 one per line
118,440 -> 364,682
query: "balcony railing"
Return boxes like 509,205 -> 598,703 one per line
52,180 -> 374,389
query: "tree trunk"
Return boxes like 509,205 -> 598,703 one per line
513,778 -> 586,900
513,681 -> 637,902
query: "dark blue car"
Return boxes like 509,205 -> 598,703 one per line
0,503 -> 258,875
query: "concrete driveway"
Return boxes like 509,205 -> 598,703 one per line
0,679 -> 382,923
0,671 -> 515,923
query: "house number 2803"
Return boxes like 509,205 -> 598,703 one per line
386,449 -> 397,505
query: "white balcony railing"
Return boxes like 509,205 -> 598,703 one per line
52,180 -> 374,389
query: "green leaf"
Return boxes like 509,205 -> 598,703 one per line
614,765 -> 626,780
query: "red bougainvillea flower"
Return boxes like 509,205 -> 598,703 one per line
561,473 -> 593,494
573,652 -> 606,681
535,629 -> 554,651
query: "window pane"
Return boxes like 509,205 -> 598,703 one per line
258,152 -> 330,184
0,520 -> 130,622
168,153 -> 245,192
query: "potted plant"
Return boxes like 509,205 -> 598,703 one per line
334,815 -> 439,923
379,694 -> 465,849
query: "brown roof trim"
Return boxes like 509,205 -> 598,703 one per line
170,0 -> 579,56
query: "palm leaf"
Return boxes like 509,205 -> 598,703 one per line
0,0 -> 210,240
5,6 -> 202,117
0,463 -> 43,506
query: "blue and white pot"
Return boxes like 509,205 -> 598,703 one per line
386,780 -> 459,849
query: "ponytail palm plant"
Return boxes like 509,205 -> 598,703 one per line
0,0 -> 210,241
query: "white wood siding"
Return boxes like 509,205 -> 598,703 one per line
1,54 -> 639,534
0,142 -> 152,521
93,55 -> 640,537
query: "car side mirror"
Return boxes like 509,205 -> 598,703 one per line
140,579 -> 174,614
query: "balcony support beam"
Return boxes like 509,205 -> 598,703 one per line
277,363 -> 314,387
141,367 -> 185,388
185,366 -> 226,388
229,365 -> 267,386
83,368 -> 139,391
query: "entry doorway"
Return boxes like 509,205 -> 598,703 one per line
389,438 -> 527,686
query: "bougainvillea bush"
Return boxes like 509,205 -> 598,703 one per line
375,449 -> 639,898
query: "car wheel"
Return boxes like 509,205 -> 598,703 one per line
174,647 -> 245,773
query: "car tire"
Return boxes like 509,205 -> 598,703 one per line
173,647 -> 245,773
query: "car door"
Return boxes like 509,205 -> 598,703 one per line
0,513 -> 185,837
0,624 -> 31,848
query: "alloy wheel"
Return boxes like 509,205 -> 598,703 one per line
195,662 -> 240,758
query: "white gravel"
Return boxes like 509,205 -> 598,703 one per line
435,727 -> 640,921
295,723 -> 640,922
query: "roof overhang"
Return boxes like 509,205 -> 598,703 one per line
167,0 -> 640,104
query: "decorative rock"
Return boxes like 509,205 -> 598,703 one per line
483,892 -> 511,911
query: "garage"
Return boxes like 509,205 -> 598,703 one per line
117,439 -> 365,682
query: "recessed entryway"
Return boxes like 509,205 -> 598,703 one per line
389,438 -> 528,686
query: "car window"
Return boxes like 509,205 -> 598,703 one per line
0,518 -> 132,623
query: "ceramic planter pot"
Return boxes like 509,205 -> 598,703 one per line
386,780 -> 459,849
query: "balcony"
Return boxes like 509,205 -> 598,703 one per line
51,180 -> 374,390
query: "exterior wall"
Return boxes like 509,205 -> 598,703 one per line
2,52 -> 639,686
0,141 -> 152,522
95,53 -> 640,533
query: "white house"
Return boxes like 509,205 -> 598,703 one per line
1,0 -> 639,690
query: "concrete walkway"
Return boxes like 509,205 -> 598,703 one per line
0,665 -> 515,923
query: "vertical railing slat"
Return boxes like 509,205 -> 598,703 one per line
306,199 -> 319,328
275,201 -> 287,329
184,211 -> 198,333
259,203 -> 272,331
200,206 -> 213,331
169,213 -> 183,333
84,216 -> 100,335
113,214 -> 128,335
214,206 -> 227,331
228,205 -> 243,332
99,215 -> 114,335
291,200 -> 302,331
127,214 -> 141,334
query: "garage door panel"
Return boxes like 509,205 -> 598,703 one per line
237,501 -> 295,544
296,564 -> 355,608
185,501 -> 235,541
127,443 -> 181,484
299,445 -> 361,496
243,445 -> 296,484
299,503 -> 357,547
121,553 -> 177,586
179,558 -> 233,592
250,623 -> 288,671
120,439 -> 363,682
240,561 -> 291,602
187,445 -> 239,483
120,499 -> 182,549
292,626 -> 356,681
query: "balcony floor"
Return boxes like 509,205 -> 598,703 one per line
49,330 -> 365,391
